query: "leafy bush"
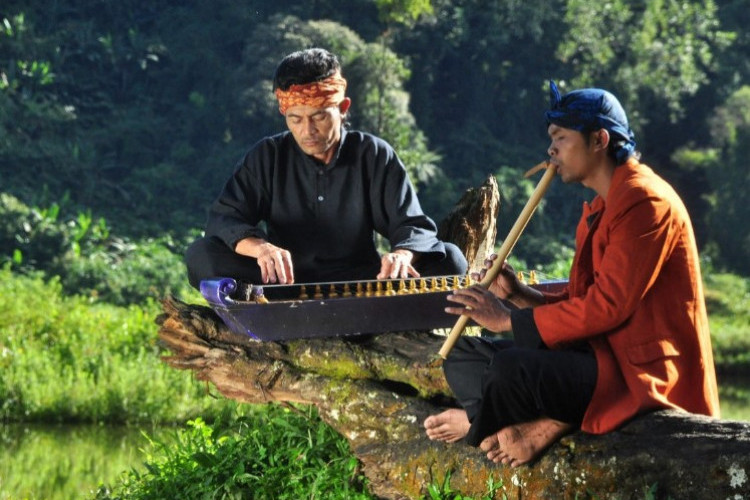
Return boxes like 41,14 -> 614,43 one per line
94,405 -> 373,500
0,193 -> 197,306
0,192 -> 70,271
59,235 -> 195,305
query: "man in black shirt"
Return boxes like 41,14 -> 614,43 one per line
185,48 -> 467,290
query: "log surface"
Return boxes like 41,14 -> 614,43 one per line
156,297 -> 750,499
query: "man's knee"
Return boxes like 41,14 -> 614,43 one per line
484,350 -> 531,393
442,345 -> 466,386
443,242 -> 468,276
185,238 -> 208,289
418,242 -> 468,277
442,337 -> 481,375
184,236 -> 229,289
441,337 -> 500,395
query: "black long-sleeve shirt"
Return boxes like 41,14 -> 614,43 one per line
205,128 -> 446,279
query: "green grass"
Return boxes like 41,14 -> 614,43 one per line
93,404 -> 373,500
93,404 -> 508,500
0,266 -> 232,424
704,272 -> 750,374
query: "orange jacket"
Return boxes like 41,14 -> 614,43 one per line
534,159 -> 720,434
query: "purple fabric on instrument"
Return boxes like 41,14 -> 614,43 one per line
545,80 -> 636,165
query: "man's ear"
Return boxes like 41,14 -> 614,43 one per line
339,97 -> 352,114
593,129 -> 610,151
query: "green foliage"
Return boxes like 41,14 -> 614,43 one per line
375,0 -> 434,26
671,86 -> 750,275
704,272 -> 750,372
703,87 -> 750,275
425,470 -> 505,500
719,377 -> 750,421
94,405 -> 373,500
557,0 -> 732,121
0,193 -> 196,305
0,193 -> 69,271
60,235 -> 194,305
0,267 -> 228,424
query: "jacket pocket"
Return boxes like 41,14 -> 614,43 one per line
627,338 -> 680,365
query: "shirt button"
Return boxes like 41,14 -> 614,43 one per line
317,195 -> 324,202
318,170 -> 324,175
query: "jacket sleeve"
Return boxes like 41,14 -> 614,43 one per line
367,139 -> 444,256
205,143 -> 272,249
534,189 -> 679,348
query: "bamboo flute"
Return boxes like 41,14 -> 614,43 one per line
438,161 -> 557,359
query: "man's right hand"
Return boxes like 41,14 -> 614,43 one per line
478,255 -> 520,300
235,238 -> 295,284
476,254 -> 545,308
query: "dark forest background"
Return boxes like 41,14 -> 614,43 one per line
2,0 -> 749,290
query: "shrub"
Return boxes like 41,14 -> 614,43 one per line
0,193 -> 197,306
94,405 -> 373,500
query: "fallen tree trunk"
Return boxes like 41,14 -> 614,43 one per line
157,175 -> 750,499
156,300 -> 750,499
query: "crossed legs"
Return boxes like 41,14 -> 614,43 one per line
424,337 -> 596,467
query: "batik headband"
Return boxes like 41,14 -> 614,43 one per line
545,80 -> 636,164
274,72 -> 347,115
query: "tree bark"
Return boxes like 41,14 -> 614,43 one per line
158,177 -> 750,499
437,174 -> 500,273
156,299 -> 750,499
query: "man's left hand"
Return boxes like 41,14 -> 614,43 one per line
377,249 -> 420,279
445,285 -> 512,333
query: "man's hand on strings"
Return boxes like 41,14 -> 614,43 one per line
445,285 -> 512,333
235,237 -> 295,284
377,249 -> 420,280
255,242 -> 294,284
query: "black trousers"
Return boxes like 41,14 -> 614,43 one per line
184,236 -> 468,290
444,336 -> 597,446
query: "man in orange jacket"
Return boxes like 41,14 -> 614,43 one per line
424,81 -> 720,467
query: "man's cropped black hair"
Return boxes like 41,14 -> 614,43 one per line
272,48 -> 341,91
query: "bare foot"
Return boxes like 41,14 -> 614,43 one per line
479,418 -> 571,467
423,409 -> 471,443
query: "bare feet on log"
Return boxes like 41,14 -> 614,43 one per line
479,418 -> 572,467
424,408 -> 471,443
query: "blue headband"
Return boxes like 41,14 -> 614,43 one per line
545,80 -> 636,164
